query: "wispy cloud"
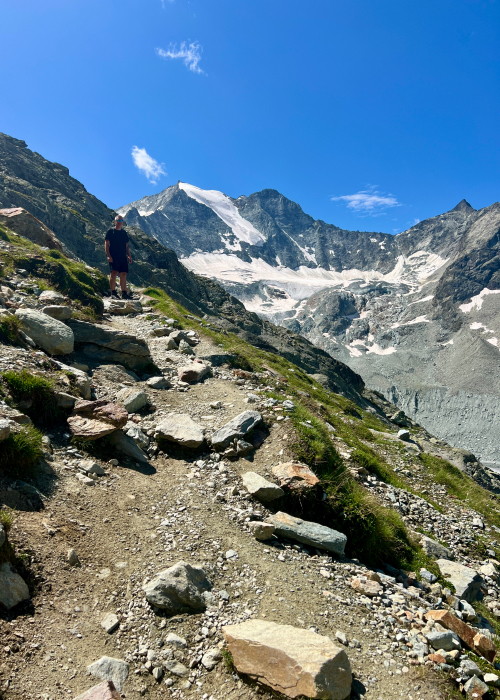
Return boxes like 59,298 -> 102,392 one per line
156,42 -> 204,74
131,146 -> 166,184
331,186 -> 401,215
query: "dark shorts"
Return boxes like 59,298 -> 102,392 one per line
109,259 -> 128,273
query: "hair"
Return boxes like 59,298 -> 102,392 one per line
115,215 -> 124,221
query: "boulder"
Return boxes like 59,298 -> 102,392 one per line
179,339 -> 194,355
436,560 -> 483,602
67,399 -> 128,441
155,414 -> 205,448
103,299 -> 142,315
223,619 -> 352,699
0,208 -> 64,251
0,419 -> 11,442
107,430 -> 149,463
67,320 -> 152,371
42,305 -> 72,321
426,629 -> 461,651
74,681 -> 121,700
426,609 -> 496,662
177,362 -> 209,384
266,512 -> 347,556
39,290 -> 66,303
146,376 -> 171,389
463,675 -> 489,699
115,387 -> 148,413
87,657 -> 129,692
55,391 -> 77,408
248,521 -> 275,541
421,535 -> 453,561
272,462 -> 320,492
143,561 -> 212,613
15,308 -> 74,355
242,472 -> 284,502
0,562 -> 30,609
211,410 -> 262,450
397,429 -> 411,442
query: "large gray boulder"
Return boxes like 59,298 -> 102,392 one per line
0,562 -> 30,609
223,620 -> 352,699
242,472 -> 284,502
436,559 -> 483,602
426,629 -> 460,651
211,410 -> 262,450
266,512 -> 347,556
87,657 -> 129,692
143,561 -> 212,613
155,414 -> 204,448
15,308 -> 74,355
67,320 -> 151,371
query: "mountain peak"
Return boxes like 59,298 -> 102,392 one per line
451,198 -> 475,212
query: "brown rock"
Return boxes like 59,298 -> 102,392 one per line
272,462 -> 320,492
425,610 -> 496,662
177,361 -> 209,384
74,681 -> 121,700
223,619 -> 351,700
0,208 -> 64,252
428,653 -> 447,665
351,577 -> 383,597
68,399 -> 128,441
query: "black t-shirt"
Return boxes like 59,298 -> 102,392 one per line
105,228 -> 129,260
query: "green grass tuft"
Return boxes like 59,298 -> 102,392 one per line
0,425 -> 44,478
2,369 -> 62,426
0,314 -> 22,345
0,509 -> 14,533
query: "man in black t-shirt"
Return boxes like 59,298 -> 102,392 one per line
105,215 -> 133,299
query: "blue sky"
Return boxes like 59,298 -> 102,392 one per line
1,0 -> 499,233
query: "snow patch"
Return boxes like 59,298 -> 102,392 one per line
459,288 -> 500,313
487,337 -> 499,348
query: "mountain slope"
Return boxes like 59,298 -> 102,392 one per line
120,182 -> 500,468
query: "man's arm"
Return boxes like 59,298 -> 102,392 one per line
126,242 -> 132,262
105,239 -> 112,262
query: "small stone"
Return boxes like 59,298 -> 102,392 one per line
146,376 -> 171,390
163,659 -> 189,677
266,512 -> 347,556
351,577 -> 383,597
164,633 -> 187,648
178,339 -> 194,355
225,550 -> 238,561
42,305 -> 72,321
87,657 -> 129,692
67,548 -> 80,566
421,535 -> 453,561
76,473 -> 95,486
116,388 -> 148,413
272,462 -> 319,492
426,629 -> 460,651
463,675 -> 489,699
484,673 -> 500,686
436,560 -> 483,602
0,419 -> 11,442
335,631 -> 348,646
242,472 -> 284,502
177,362 -> 209,384
101,613 -> 119,634
248,521 -> 275,541
155,414 -> 205,448
152,667 -> 164,681
201,648 -> 222,670
143,561 -> 212,613
420,568 -> 437,584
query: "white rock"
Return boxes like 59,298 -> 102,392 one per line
0,562 -> 30,609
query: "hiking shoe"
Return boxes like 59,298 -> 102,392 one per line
111,290 -> 120,299
121,290 -> 130,299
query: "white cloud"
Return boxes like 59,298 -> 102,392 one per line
131,146 -> 166,184
156,42 -> 204,74
331,186 -> 401,214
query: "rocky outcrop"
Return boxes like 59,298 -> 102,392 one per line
0,207 -> 64,252
67,320 -> 152,370
223,619 -> 352,699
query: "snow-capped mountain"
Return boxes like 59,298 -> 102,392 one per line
119,184 -> 500,469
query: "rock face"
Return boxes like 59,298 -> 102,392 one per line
223,619 -> 352,699
241,472 -> 284,502
211,411 -> 262,451
67,399 -> 128,440
421,535 -> 453,560
272,462 -> 320,492
155,414 -> 204,448
87,657 -> 129,692
115,388 -> 148,413
177,362 -> 209,384
0,562 -> 30,609
0,207 -> 64,251
143,561 -> 212,613
67,320 -> 152,371
266,512 -> 347,556
15,308 -> 74,355
436,560 -> 483,602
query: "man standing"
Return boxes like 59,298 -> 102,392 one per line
105,215 -> 133,299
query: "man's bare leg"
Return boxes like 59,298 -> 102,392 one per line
119,272 -> 127,293
109,270 -> 118,291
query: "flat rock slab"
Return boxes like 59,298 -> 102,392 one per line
0,562 -> 30,609
436,559 -> 483,602
223,619 -> 352,699
242,472 -> 284,502
143,561 -> 212,613
68,399 -> 128,441
146,376 -> 171,389
16,308 -> 74,355
177,362 -> 209,384
266,511 -> 347,556
155,414 -> 205,448
74,681 -> 121,700
116,388 -> 148,413
211,410 -> 262,450
101,613 -> 119,634
87,657 -> 129,692
103,299 -> 142,315
42,305 -> 72,321
426,609 -> 496,662
68,320 -> 151,370
272,462 -> 320,491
